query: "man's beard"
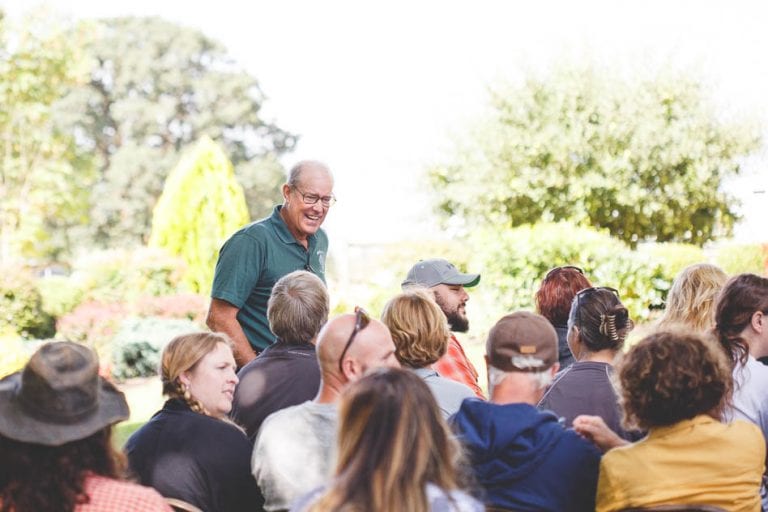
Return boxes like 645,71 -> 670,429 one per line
434,293 -> 469,333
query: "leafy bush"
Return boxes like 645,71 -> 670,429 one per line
715,243 -> 767,276
470,222 -> 670,326
0,335 -> 34,378
0,268 -> 55,339
71,248 -> 188,304
56,301 -> 128,363
36,274 -> 86,318
134,293 -> 208,324
111,316 -> 200,381
639,243 -> 707,278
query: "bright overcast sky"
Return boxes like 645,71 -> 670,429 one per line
4,0 -> 767,245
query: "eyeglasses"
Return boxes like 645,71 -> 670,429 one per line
338,307 -> 370,373
575,286 -> 620,331
545,265 -> 584,280
293,186 -> 336,208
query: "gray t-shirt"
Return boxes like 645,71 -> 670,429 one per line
251,401 -> 337,511
411,367 -> 477,419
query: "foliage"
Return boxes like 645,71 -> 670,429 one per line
0,268 -> 55,339
55,16 -> 296,247
56,301 -> 128,362
639,243 -> 707,278
469,222 -> 670,326
72,248 -> 187,304
149,137 -> 249,294
36,274 -> 85,318
430,65 -> 760,247
0,11 -> 94,263
135,293 -> 208,325
715,243 -> 768,276
111,316 -> 199,381
0,334 -> 33,378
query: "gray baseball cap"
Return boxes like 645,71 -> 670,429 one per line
401,258 -> 480,289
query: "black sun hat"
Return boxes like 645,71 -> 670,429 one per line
0,341 -> 129,446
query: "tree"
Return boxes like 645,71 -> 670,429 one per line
149,136 -> 249,295
0,10 -> 94,264
429,66 -> 761,246
56,17 -> 296,247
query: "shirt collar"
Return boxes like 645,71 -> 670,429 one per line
269,205 -> 316,247
648,414 -> 717,440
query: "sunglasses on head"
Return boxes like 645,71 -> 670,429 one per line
338,306 -> 370,374
545,265 -> 584,280
575,286 -> 620,331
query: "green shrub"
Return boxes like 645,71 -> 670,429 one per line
36,274 -> 86,318
72,248 -> 187,305
56,301 -> 128,364
640,243 -> 707,278
470,222 -> 670,326
715,243 -> 767,276
0,335 -> 34,377
111,316 -> 200,381
0,269 -> 55,339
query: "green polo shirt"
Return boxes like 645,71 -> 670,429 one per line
211,206 -> 328,351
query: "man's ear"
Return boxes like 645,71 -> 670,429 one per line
282,183 -> 292,202
549,362 -> 560,378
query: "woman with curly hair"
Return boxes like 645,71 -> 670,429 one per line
538,286 -> 637,439
292,368 -> 482,512
581,330 -> 764,511
381,289 -> 477,418
0,341 -> 171,512
535,265 -> 592,369
656,263 -> 728,333
125,332 -> 262,512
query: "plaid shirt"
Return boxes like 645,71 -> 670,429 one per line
77,474 -> 172,512
433,334 -> 485,399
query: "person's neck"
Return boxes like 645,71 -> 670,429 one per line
490,374 -> 541,406
579,349 -> 616,365
314,377 -> 344,404
279,205 -> 309,248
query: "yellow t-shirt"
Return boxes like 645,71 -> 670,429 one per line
597,415 -> 765,512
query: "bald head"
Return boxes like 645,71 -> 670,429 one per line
317,313 -> 399,383
288,160 -> 333,188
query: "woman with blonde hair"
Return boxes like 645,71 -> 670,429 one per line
125,332 -> 262,512
657,263 -> 728,333
292,368 -> 483,512
381,289 -> 477,418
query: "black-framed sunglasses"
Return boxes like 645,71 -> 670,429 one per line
545,265 -> 584,280
575,286 -> 620,330
338,307 -> 370,373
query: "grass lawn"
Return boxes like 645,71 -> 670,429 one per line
114,376 -> 164,449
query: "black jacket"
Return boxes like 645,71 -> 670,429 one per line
125,399 -> 264,512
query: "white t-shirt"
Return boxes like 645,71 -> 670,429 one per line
251,401 -> 338,511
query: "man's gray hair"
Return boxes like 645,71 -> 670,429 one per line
268,270 -> 330,344
487,364 -> 554,396
287,160 -> 332,187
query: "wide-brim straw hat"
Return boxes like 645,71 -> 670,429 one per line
0,341 -> 129,446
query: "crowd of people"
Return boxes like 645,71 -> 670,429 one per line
1,161 -> 767,512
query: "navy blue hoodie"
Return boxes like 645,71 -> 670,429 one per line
452,399 -> 600,512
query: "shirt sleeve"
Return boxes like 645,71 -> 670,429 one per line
211,232 -> 264,308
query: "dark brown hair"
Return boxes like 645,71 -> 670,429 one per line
535,267 -> 592,326
568,287 -> 632,352
619,330 -> 731,430
0,427 -> 124,512
713,273 -> 768,368
307,368 -> 464,512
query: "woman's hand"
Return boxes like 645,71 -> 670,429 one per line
573,415 -> 629,452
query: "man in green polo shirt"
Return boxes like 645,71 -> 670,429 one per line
207,161 -> 334,366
